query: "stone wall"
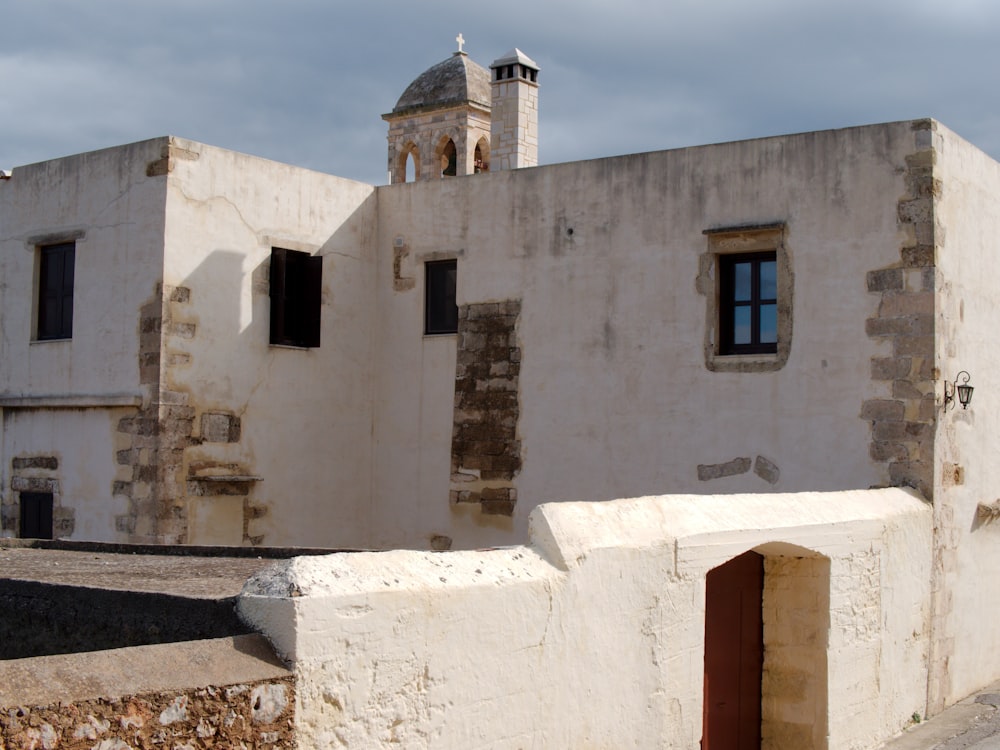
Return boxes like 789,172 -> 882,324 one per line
762,554 -> 830,749
450,301 -> 522,517
4,455 -> 73,538
116,283 -> 197,544
863,120 -> 938,500
0,635 -> 293,749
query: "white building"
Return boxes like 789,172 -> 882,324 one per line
3,45 -> 1000,745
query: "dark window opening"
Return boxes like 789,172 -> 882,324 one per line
37,242 -> 75,340
441,140 -> 457,177
474,140 -> 489,173
425,260 -> 457,334
719,252 -> 777,355
20,492 -> 54,539
269,247 -> 322,348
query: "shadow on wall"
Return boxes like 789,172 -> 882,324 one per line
149,191 -> 378,548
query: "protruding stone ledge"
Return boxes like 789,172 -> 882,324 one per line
0,393 -> 142,409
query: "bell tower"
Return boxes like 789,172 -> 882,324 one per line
489,49 -> 540,171
382,35 -> 492,184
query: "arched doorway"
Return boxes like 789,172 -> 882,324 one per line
702,545 -> 830,750
703,550 -> 763,749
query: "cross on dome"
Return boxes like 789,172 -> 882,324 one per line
456,33 -> 465,53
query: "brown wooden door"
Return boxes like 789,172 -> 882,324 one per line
702,550 -> 764,750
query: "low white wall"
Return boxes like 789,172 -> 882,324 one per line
239,488 -> 931,749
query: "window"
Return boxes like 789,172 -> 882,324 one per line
269,247 -> 322,348
20,492 -> 53,539
719,252 -> 777,354
37,242 -> 75,340
700,223 -> 790,372
425,260 -> 457,334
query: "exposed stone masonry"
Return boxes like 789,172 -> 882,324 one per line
0,678 -> 294,748
4,456 -> 74,537
115,284 -> 196,544
863,120 -> 938,500
450,301 -> 522,516
696,455 -> 780,485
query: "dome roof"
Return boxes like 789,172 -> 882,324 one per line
390,52 -> 491,116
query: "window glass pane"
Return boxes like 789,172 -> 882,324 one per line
760,304 -> 777,344
734,262 -> 752,302
760,260 -> 777,301
733,306 -> 752,345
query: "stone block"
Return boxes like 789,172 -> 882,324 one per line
893,335 -> 934,357
866,268 -> 903,293
871,357 -> 912,381
897,198 -> 933,224
754,456 -> 780,485
201,413 -> 242,443
430,535 -> 452,551
468,303 -> 500,319
860,399 -> 905,422
922,267 -> 935,291
878,291 -> 933,317
480,488 -> 515,516
697,457 -> 751,481
170,286 -> 191,303
11,476 -> 57,493
892,380 -> 925,400
11,456 -> 58,471
865,316 -> 917,337
870,441 -> 908,462
901,244 -> 935,267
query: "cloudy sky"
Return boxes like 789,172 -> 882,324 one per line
3,0 -> 999,185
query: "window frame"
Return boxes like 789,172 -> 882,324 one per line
700,223 -> 791,373
424,259 -> 458,335
718,251 -> 778,356
269,247 -> 322,348
36,242 -> 75,341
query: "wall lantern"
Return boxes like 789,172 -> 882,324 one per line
944,371 -> 974,410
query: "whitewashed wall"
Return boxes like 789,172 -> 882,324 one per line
372,122 -> 917,549
0,139 -> 168,540
161,139 -> 378,547
239,489 -> 932,749
931,123 -> 1000,707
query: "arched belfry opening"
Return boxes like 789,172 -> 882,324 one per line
702,544 -> 830,750
382,36 -> 533,183
474,137 -> 490,173
398,142 -> 420,183
438,137 -> 458,177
